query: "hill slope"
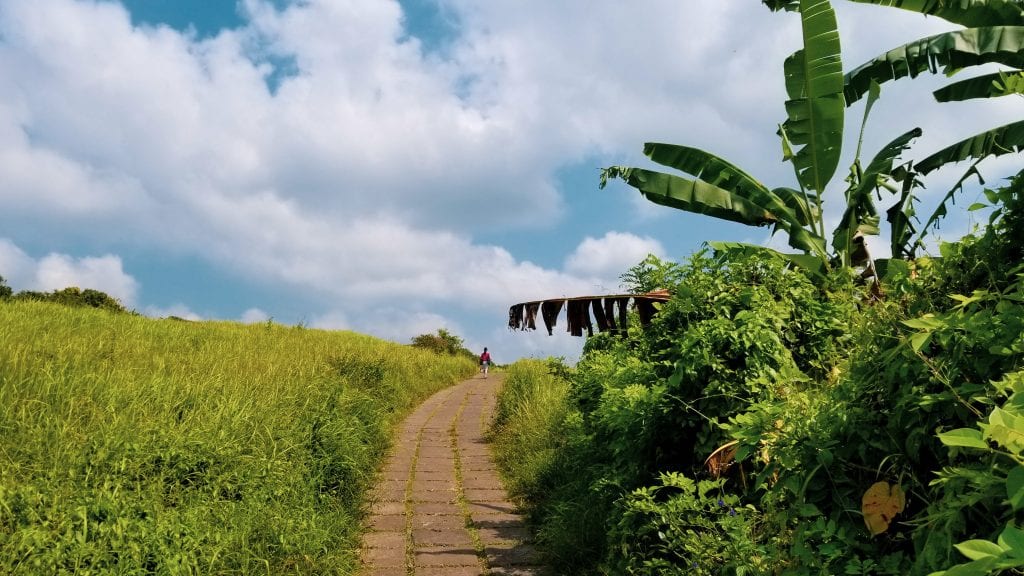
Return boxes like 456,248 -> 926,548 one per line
0,301 -> 476,573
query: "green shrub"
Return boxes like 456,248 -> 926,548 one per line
491,359 -> 613,572
410,328 -> 476,361
492,172 -> 1024,575
9,285 -> 127,313
609,473 -> 765,576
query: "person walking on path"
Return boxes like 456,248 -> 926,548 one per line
479,348 -> 491,378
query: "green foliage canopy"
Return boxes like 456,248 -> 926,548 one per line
493,172 -> 1024,574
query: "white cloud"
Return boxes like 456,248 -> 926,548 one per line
0,0 -> 811,247
0,238 -> 139,306
144,304 -> 202,321
240,307 -> 270,324
34,253 -> 139,306
565,232 -> 665,282
0,238 -> 35,287
0,0 -> 1019,363
177,189 -> 596,311
344,309 -> 464,345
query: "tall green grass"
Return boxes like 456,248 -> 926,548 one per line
490,359 -> 607,573
0,300 -> 476,574
491,360 -> 571,495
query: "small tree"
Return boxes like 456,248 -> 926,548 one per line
411,328 -> 475,358
0,275 -> 12,300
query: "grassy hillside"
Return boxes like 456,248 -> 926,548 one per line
0,301 -> 476,574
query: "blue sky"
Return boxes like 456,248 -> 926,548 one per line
0,0 -> 1020,361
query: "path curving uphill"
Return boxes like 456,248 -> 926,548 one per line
360,373 -> 547,576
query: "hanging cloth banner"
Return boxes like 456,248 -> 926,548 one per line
507,290 -> 670,337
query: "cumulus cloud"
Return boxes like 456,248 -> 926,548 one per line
0,0 -> 805,246
0,0 -> 1018,360
35,254 -> 139,305
240,308 -> 270,324
144,304 -> 203,321
0,238 -> 139,306
340,309 -> 465,345
565,232 -> 665,282
0,239 -> 35,286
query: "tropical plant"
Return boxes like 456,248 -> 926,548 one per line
619,254 -> 686,293
602,0 -> 1024,272
930,373 -> 1024,576
493,172 -> 1024,575
838,1 -> 1024,251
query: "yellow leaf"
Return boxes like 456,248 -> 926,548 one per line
862,481 -> 905,536
704,440 -> 738,479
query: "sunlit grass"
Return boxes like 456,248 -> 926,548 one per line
490,359 -> 610,574
0,300 -> 476,574
491,359 -> 571,495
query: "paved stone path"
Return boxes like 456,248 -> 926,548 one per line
360,373 -> 546,576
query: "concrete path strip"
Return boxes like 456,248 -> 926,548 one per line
360,373 -> 548,576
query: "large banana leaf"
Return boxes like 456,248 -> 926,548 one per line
642,142 -> 819,226
854,80 -> 883,161
917,161 -> 985,244
602,166 -> 827,256
933,70 -> 1024,101
913,120 -> 1024,243
915,119 -> 1024,174
778,123 -> 827,236
643,142 -> 769,196
600,167 -> 776,225
783,0 -> 846,194
833,127 -> 922,266
845,0 -> 1024,27
776,186 -> 818,226
844,26 -> 1024,104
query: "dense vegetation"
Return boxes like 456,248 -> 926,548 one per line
0,301 -> 476,573
0,276 -> 126,313
492,0 -> 1024,571
492,174 -> 1024,575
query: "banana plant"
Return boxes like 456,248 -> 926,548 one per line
841,15 -> 1024,252
843,26 -> 1024,104
764,0 -> 1024,27
602,0 -> 882,273
846,0 -> 1024,27
604,0 -> 1024,273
